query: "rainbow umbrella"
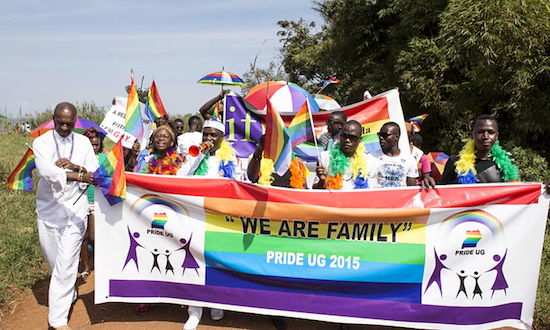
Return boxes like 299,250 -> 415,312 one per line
245,81 -> 320,113
197,70 -> 247,87
29,117 -> 107,138
314,94 -> 340,110
427,152 -> 449,181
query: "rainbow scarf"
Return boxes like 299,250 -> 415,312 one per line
258,154 -> 309,189
325,143 -> 369,190
194,140 -> 237,179
455,139 -> 520,184
143,148 -> 184,175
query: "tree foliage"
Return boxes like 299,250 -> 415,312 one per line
277,0 -> 550,156
241,61 -> 288,95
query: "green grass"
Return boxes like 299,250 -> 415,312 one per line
0,134 -> 48,309
0,133 -> 549,328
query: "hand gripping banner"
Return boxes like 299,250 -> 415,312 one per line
95,174 -> 549,330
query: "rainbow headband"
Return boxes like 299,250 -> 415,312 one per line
455,139 -> 520,184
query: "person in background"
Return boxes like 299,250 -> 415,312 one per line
123,139 -> 140,172
33,102 -> 98,330
177,116 -> 203,156
174,118 -> 185,136
199,89 -> 230,121
319,111 -> 347,151
410,133 -> 434,186
79,128 -> 107,281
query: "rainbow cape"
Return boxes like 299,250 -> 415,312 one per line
7,148 -> 35,191
124,73 -> 144,139
264,98 -> 291,176
145,80 -> 167,121
93,139 -> 126,205
288,98 -> 314,149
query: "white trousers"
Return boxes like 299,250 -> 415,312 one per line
37,219 -> 86,328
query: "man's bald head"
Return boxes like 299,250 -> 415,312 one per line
53,102 -> 77,137
54,102 -> 77,118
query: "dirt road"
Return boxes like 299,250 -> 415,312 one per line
1,271 -> 404,330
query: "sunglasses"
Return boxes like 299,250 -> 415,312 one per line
341,133 -> 361,142
326,120 -> 345,126
377,132 -> 396,139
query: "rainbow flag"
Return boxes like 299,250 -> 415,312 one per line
152,212 -> 168,229
93,139 -> 126,205
321,77 -> 340,90
213,101 -> 222,120
124,73 -> 144,139
7,148 -> 35,191
145,80 -> 167,121
288,99 -> 314,149
408,114 -> 428,123
264,98 -> 291,176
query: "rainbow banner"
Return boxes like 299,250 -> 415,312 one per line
124,73 -> 144,139
93,139 -> 126,205
145,80 -> 167,121
7,148 -> 35,191
321,77 -> 340,90
95,176 -> 548,330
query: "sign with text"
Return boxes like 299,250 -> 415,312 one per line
95,175 -> 548,330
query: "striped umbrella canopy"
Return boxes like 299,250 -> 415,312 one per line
427,152 -> 450,181
29,117 -> 107,138
197,70 -> 247,87
314,94 -> 341,110
245,81 -> 320,113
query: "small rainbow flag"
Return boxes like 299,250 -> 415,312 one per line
93,139 -> 126,205
145,80 -> 167,121
288,98 -> 314,149
462,229 -> 482,249
408,114 -> 428,132
321,77 -> 340,90
124,72 -> 144,139
213,101 -> 222,120
264,98 -> 291,176
152,212 -> 168,229
7,148 -> 35,191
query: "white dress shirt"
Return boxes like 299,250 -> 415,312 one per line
33,130 -> 99,227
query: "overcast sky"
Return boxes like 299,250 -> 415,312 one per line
1,1 -> 320,119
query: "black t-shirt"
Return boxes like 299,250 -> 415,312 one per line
438,155 -> 505,185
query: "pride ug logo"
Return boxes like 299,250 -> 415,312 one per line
424,210 -> 508,301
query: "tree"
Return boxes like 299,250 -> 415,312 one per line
241,61 -> 288,95
277,0 -> 550,155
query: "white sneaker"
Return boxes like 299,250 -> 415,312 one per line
184,306 -> 203,330
210,308 -> 224,321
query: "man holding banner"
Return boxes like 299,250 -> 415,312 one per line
33,102 -> 98,330
314,120 -> 376,190
432,115 -> 519,186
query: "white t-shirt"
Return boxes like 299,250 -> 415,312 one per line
177,131 -> 203,156
368,149 -> 418,188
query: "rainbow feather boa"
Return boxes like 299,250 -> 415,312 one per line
325,143 -> 369,190
194,140 -> 237,178
142,148 -> 184,175
258,154 -> 307,189
455,139 -> 520,184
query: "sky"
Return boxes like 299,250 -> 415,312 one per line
1,0 -> 320,119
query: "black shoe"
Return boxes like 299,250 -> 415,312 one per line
271,316 -> 287,330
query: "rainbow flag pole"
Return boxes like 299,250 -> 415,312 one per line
305,98 -> 321,162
